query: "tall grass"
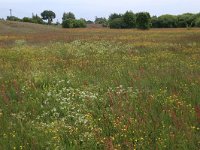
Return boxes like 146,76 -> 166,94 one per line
0,26 -> 200,149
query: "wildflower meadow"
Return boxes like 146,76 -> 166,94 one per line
0,21 -> 200,149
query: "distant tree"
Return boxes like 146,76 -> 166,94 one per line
136,12 -> 151,29
109,13 -> 122,22
22,17 -> 32,22
80,18 -> 86,23
62,19 -> 86,28
109,18 -> 124,29
62,19 -> 74,28
195,17 -> 200,27
177,13 -> 195,27
7,16 -> 21,21
32,14 -> 44,24
22,14 -> 44,24
151,16 -> 159,28
73,19 -> 87,28
194,13 -> 200,27
95,17 -> 108,27
123,11 -> 136,28
157,15 -> 177,28
62,12 -> 75,21
41,10 -> 56,24
95,17 -> 106,24
86,20 -> 94,24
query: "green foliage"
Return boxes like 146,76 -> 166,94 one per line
22,15 -> 44,24
151,16 -> 159,28
41,10 -> 56,24
62,12 -> 76,21
32,15 -> 44,24
22,17 -> 32,23
86,20 -> 94,24
195,18 -> 200,27
123,11 -> 136,28
95,17 -> 108,27
157,15 -> 177,28
108,12 -> 137,29
136,12 -> 151,29
151,13 -> 200,28
1,27 -> 200,149
62,19 -> 86,28
177,13 -> 195,27
109,18 -> 124,29
73,19 -> 87,28
194,13 -> 200,27
62,19 -> 74,28
7,16 -> 21,22
109,13 -> 122,22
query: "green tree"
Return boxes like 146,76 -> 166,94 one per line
86,20 -> 94,24
22,15 -> 44,24
195,17 -> 200,27
62,19 -> 74,28
95,17 -> 108,27
62,19 -> 86,28
73,20 -> 86,28
41,10 -> 56,24
32,14 -> 44,24
109,18 -> 124,29
136,12 -> 151,29
7,16 -> 21,21
157,15 -> 177,28
109,13 -> 122,21
177,13 -> 195,27
151,16 -> 159,28
22,17 -> 32,22
194,13 -> 200,27
62,12 -> 75,21
123,11 -> 136,28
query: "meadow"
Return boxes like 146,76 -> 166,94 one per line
0,21 -> 200,149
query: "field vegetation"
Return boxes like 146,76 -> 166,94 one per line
0,21 -> 200,149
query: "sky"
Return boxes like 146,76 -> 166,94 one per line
0,0 -> 200,22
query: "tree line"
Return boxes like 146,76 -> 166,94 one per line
4,10 -> 200,29
97,11 -> 200,29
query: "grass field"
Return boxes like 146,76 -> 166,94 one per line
0,21 -> 200,149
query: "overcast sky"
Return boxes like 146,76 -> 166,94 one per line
0,0 -> 200,22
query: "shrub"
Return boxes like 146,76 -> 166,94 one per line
95,17 -> 108,27
73,20 -> 86,28
157,15 -> 177,28
86,20 -> 94,24
195,18 -> 200,27
109,13 -> 122,22
123,11 -> 136,28
22,15 -> 44,24
151,16 -> 159,28
109,18 -> 125,29
62,19 -> 86,28
32,15 -> 44,24
7,16 -> 21,22
177,13 -> 195,27
62,19 -> 74,28
62,12 -> 76,21
136,12 -> 151,29
22,17 -> 32,22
